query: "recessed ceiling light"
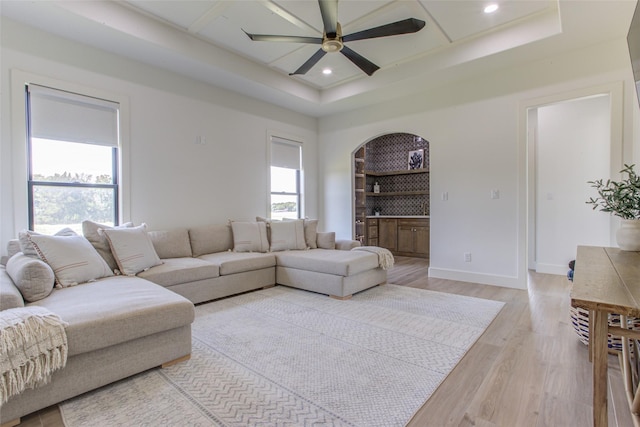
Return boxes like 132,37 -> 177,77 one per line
322,68 -> 332,75
484,3 -> 499,13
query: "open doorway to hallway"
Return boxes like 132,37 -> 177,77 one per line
527,93 -> 615,275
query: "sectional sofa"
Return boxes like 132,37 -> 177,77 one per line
0,218 -> 388,425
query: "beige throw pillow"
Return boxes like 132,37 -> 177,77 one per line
18,228 -> 77,257
83,220 -> 134,272
100,224 -> 162,276
303,219 -> 319,249
6,252 -> 55,302
230,221 -> 269,253
316,232 -> 336,250
270,219 -> 307,252
28,234 -> 114,288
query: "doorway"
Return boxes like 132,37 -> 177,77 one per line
527,93 -> 615,275
352,133 -> 430,258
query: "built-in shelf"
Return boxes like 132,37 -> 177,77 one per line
366,191 -> 428,197
365,168 -> 428,177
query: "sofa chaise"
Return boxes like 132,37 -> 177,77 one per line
0,218 -> 389,425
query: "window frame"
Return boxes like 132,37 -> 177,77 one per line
10,70 -> 130,234
268,134 -> 304,220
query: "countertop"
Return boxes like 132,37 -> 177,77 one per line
365,215 -> 430,218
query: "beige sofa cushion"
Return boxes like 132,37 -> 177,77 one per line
1,266 -> 25,309
275,249 -> 378,277
148,228 -> 192,259
137,257 -> 219,287
189,224 -> 233,257
316,232 -> 336,249
82,220 -> 134,271
269,219 -> 306,252
100,224 -> 162,276
231,221 -> 269,253
5,252 -> 55,302
198,252 -> 276,276
28,234 -> 114,288
29,276 -> 195,356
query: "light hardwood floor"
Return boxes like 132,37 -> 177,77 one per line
16,256 -> 633,427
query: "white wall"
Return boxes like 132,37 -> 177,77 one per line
534,95 -> 613,275
0,19 -> 318,255
319,38 -> 638,289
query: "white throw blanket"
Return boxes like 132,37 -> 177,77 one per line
352,246 -> 395,270
0,306 -> 68,405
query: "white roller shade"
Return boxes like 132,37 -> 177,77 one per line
29,84 -> 119,147
271,138 -> 301,170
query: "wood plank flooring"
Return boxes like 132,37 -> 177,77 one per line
16,256 -> 633,426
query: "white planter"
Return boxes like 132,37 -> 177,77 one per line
616,219 -> 640,251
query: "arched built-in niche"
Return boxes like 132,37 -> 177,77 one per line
353,133 -> 430,257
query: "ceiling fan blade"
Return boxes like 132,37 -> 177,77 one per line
289,49 -> 327,75
318,0 -> 338,36
340,45 -> 380,76
243,30 -> 322,44
343,18 -> 426,42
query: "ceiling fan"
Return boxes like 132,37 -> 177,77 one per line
244,0 -> 426,76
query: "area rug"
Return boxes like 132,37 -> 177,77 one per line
60,284 -> 504,427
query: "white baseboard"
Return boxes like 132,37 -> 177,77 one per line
428,267 -> 525,290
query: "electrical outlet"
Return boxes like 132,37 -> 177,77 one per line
464,252 -> 472,262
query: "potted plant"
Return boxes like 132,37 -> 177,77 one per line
587,164 -> 640,250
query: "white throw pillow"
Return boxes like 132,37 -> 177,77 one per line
6,252 -> 55,302
230,221 -> 269,253
82,220 -> 134,273
270,219 -> 307,252
18,228 -> 77,258
27,234 -> 114,288
100,224 -> 162,276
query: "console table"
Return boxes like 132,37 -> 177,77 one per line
571,246 -> 640,427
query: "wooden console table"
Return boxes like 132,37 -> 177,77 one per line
571,246 -> 640,427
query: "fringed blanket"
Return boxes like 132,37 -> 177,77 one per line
0,306 -> 68,405
352,246 -> 395,270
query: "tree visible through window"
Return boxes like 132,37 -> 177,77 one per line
27,85 -> 120,234
270,138 -> 302,220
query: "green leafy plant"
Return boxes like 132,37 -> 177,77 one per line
587,164 -> 640,219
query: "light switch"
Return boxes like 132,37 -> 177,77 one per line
441,191 -> 448,201
491,189 -> 500,199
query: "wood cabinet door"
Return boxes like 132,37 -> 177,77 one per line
414,226 -> 430,256
379,219 -> 397,251
397,226 -> 415,253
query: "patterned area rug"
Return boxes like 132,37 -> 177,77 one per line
60,284 -> 504,426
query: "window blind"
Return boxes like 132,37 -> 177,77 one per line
28,84 -> 119,147
271,137 -> 301,170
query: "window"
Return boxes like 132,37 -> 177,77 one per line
270,137 -> 302,220
26,84 -> 120,234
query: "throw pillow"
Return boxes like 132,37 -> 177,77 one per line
27,234 -> 114,288
303,219 -> 319,249
5,252 -> 55,302
148,228 -> 192,259
230,221 -> 269,253
317,232 -> 336,250
269,219 -> 307,252
82,220 -> 134,273
18,228 -> 77,258
100,224 -> 162,276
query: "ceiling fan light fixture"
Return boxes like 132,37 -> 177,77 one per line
322,22 -> 343,53
322,39 -> 343,52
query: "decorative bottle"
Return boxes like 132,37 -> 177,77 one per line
373,182 -> 380,193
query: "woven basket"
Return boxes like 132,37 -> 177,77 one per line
570,306 -> 640,350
